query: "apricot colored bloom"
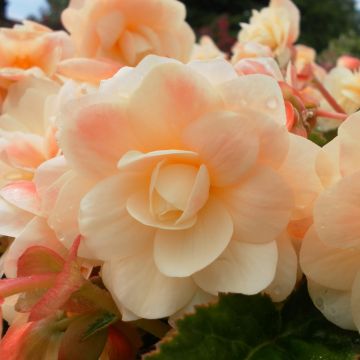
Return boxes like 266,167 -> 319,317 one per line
300,111 -> 360,331
54,55 -> 323,319
238,0 -> 300,62
0,21 -> 73,76
62,0 -> 195,66
191,36 -> 226,61
323,66 -> 360,115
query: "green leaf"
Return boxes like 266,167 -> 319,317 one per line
146,284 -> 360,360
82,312 -> 118,340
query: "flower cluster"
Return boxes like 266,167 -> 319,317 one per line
0,0 -> 359,357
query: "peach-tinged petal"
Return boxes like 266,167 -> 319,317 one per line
57,58 -> 120,83
183,111 -> 259,187
118,149 -> 198,173
279,134 -> 323,220
103,250 -> 197,319
314,171 -> 360,249
80,174 -> 155,261
4,217 -> 67,278
338,112 -> 360,176
0,132 -> 45,170
266,233 -> 297,302
96,11 -> 124,49
33,156 -> 69,202
316,138 -> 341,188
308,280 -> 356,331
220,74 -> 286,126
220,75 -> 289,168
48,173 -> 96,257
223,166 -> 293,244
0,181 -> 40,215
154,198 -> 233,277
188,59 -> 237,86
0,197 -> 33,238
177,165 -> 210,224
127,190 -> 197,230
128,62 -> 223,151
194,240 -> 278,295
300,227 -> 360,291
154,164 -> 198,211
59,100 -> 135,178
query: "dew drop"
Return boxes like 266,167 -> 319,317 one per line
315,297 -> 324,309
273,286 -> 281,296
267,97 -> 278,109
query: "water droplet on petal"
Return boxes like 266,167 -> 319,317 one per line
267,97 -> 278,109
315,297 -> 324,310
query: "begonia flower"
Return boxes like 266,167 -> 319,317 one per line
301,111 -> 360,332
62,0 -> 195,66
0,21 -> 73,76
238,0 -> 300,64
54,56 -> 322,319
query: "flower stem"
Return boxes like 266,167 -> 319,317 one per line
312,77 -> 346,114
316,109 -> 347,121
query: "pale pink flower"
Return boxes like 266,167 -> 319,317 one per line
300,111 -> 360,331
0,21 -> 73,76
62,0 -> 195,66
54,56 -> 322,319
238,0 -> 300,62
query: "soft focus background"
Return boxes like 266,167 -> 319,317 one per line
1,0 -> 360,65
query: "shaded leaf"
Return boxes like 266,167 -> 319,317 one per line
146,284 -> 360,360
58,314 -> 108,360
82,312 -> 117,340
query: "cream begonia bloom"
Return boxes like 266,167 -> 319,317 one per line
62,0 -> 195,66
238,0 -> 299,61
324,66 -> 360,115
54,56 -> 322,319
231,41 -> 272,64
191,36 -> 226,61
0,21 -> 73,76
300,111 -> 360,332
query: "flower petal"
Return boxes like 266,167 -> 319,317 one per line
59,99 -> 135,178
314,171 -> 360,249
300,227 -> 360,291
103,250 -> 197,319
223,166 -> 293,244
0,197 -> 33,238
194,240 -> 278,295
4,217 -> 67,278
154,198 -> 233,277
0,181 -> 40,215
80,174 -> 155,261
128,62 -> 223,151
308,280 -> 356,331
183,111 -> 259,187
265,233 -> 297,302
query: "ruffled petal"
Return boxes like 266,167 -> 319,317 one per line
154,198 -> 233,277
194,240 -> 278,295
103,250 -> 197,319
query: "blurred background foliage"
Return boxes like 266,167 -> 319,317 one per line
1,0 -> 360,65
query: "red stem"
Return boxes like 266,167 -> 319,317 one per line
312,77 -> 346,114
316,109 -> 348,121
